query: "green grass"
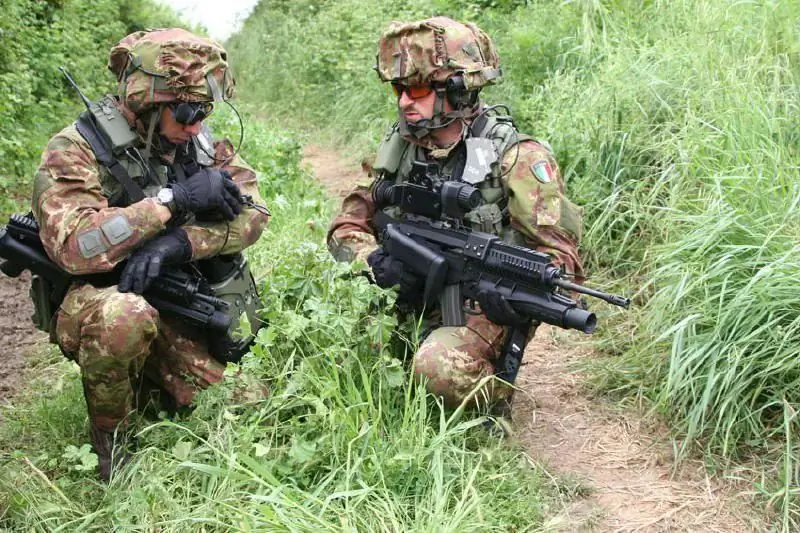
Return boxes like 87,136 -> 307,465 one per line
225,0 -> 800,525
0,112 -> 563,531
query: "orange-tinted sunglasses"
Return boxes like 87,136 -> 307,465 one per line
391,83 -> 434,99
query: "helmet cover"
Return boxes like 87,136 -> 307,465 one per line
108,28 -> 235,115
375,17 -> 502,90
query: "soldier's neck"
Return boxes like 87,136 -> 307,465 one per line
429,120 -> 466,149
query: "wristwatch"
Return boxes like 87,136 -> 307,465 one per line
156,187 -> 178,214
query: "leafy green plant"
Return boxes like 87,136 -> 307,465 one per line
61,444 -> 98,472
0,115 -> 562,531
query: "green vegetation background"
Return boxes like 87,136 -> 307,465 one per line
229,0 -> 800,525
1,0 -> 800,529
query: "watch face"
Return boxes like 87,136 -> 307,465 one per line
157,188 -> 174,203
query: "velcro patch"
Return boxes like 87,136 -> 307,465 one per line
77,228 -> 108,259
530,161 -> 553,184
462,137 -> 498,184
100,215 -> 133,245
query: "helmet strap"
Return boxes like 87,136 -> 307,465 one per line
398,89 -> 477,140
141,104 -> 162,162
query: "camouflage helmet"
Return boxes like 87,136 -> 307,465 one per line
375,17 -> 502,90
108,28 -> 235,115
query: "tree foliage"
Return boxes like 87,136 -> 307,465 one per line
0,0 -> 199,217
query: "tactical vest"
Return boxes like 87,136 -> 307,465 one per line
60,101 -> 262,362
372,113 -> 535,245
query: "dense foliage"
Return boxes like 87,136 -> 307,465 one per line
0,0 -> 193,218
227,0 -> 800,525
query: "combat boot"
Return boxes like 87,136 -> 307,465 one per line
90,423 -> 133,483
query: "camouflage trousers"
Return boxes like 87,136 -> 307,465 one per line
53,282 -> 226,431
413,312 -> 530,409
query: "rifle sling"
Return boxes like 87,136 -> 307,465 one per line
75,114 -> 145,204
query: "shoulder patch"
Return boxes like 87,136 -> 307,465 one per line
530,161 -> 553,184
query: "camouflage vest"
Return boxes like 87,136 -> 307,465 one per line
75,116 -> 216,208
65,109 -> 260,362
373,113 -> 535,245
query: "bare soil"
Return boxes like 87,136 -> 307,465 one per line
0,271 -> 48,404
302,143 -> 766,532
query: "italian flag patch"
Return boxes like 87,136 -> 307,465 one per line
530,161 -> 553,184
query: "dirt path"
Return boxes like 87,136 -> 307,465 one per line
0,272 -> 48,404
302,143 -> 765,532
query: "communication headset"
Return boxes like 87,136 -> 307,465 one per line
444,75 -> 480,109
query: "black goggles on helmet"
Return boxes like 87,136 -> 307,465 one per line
169,101 -> 214,126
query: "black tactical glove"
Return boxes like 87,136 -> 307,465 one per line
366,247 -> 422,300
118,228 -> 192,294
171,168 -> 243,221
476,289 -> 528,327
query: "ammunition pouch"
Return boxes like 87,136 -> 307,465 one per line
464,203 -> 504,234
197,253 -> 263,363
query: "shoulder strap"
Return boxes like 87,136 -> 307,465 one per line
472,111 -> 534,150
75,113 -> 145,203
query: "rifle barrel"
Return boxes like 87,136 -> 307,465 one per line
553,278 -> 630,308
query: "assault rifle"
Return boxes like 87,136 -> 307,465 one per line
373,180 -> 630,384
0,213 -> 232,338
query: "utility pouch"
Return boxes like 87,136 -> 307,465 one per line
197,254 -> 263,363
373,130 -> 406,174
464,203 -> 504,234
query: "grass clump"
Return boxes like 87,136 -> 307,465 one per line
224,0 -> 800,524
0,113 -> 563,531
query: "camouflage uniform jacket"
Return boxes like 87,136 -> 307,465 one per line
31,110 -> 269,276
328,113 -> 584,279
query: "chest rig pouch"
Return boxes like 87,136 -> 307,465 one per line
69,112 -> 263,363
374,113 -> 529,238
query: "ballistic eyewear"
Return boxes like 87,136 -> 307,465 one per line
391,83 -> 435,99
170,101 -> 214,126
